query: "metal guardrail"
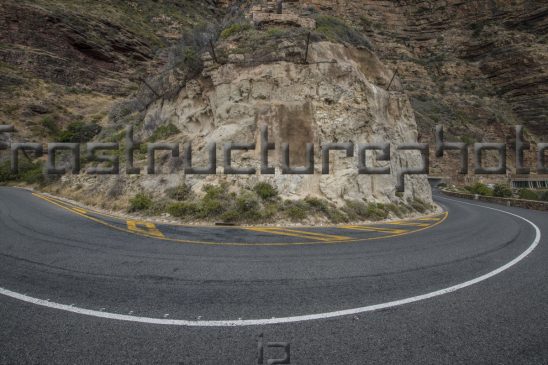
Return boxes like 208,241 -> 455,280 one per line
440,188 -> 548,211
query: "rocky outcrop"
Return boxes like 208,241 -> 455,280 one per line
249,2 -> 316,29
288,0 -> 547,182
251,11 -> 316,29
10,0 -> 546,214
23,1 -> 434,210
0,1 -> 153,94
0,0 -> 221,142
137,41 -> 431,205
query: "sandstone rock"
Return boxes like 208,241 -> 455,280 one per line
137,41 -> 432,205
228,53 -> 245,63
251,12 -> 316,30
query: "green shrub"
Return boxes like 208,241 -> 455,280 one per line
149,123 -> 180,142
219,209 -> 240,223
198,197 -> 225,218
493,183 -> 512,198
465,182 -> 493,196
518,189 -> 538,200
0,160 -> 17,183
261,202 -> 278,220
538,191 -> 548,202
366,203 -> 389,220
266,27 -> 286,37
138,143 -> 148,157
325,208 -> 348,223
235,192 -> 260,219
128,193 -> 152,212
386,203 -> 404,218
253,182 -> 278,200
284,201 -> 308,221
180,47 -> 202,74
58,121 -> 101,143
148,200 -> 169,216
410,199 -> 430,213
167,202 -> 198,218
42,115 -> 59,135
111,129 -> 127,142
202,184 -> 226,200
19,163 -> 45,185
0,160 -> 44,185
304,196 -> 329,212
286,206 -> 307,221
314,15 -> 372,49
343,200 -> 370,219
194,185 -> 228,218
220,23 -> 251,39
166,183 -> 192,201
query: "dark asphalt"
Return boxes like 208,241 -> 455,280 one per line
0,187 -> 547,364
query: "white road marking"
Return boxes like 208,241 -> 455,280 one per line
0,197 -> 541,326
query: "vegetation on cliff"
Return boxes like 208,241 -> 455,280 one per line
128,182 -> 432,225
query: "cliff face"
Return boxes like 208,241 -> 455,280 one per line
0,0 -> 219,140
3,0 -> 546,218
300,0 -> 547,180
139,41 -> 431,204
305,0 -> 547,134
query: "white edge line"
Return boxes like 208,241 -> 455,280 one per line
0,196 -> 541,327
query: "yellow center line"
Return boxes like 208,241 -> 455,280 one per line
71,207 -> 87,215
340,226 -> 408,234
384,222 -> 431,227
246,227 -> 351,242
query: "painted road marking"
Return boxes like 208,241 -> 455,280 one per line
31,192 -> 448,246
0,197 -> 539,326
71,207 -> 87,215
246,227 -> 350,242
385,221 -> 430,227
340,225 -> 408,234
127,220 -> 164,238
416,217 -> 441,221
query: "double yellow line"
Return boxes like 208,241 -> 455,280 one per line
385,221 -> 431,227
246,227 -> 351,242
340,225 -> 408,234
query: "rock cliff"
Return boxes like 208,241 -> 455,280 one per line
139,40 -> 431,204
295,0 -> 547,181
5,0 -> 545,220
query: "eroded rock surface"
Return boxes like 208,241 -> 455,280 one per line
137,41 -> 431,204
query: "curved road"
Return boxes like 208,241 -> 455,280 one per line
0,187 -> 547,364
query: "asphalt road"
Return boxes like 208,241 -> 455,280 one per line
0,187 -> 547,364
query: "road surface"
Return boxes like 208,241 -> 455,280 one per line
0,187 -> 546,364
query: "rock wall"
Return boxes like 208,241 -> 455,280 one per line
275,0 -> 548,184
139,41 -> 432,204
